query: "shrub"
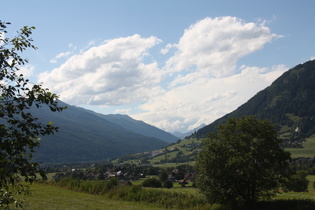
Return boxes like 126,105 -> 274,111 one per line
286,170 -> 309,192
141,178 -> 162,188
163,180 -> 173,188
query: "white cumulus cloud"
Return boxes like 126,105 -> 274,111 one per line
133,65 -> 287,133
39,34 -> 163,106
164,16 -> 281,78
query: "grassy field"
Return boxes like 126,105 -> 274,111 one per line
308,175 -> 315,191
150,162 -> 195,168
276,192 -> 315,200
10,182 -> 164,210
286,134 -> 315,158
8,178 -> 315,210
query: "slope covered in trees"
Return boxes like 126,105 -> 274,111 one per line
31,101 -> 169,163
194,60 -> 315,140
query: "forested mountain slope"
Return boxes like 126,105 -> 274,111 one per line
193,59 -> 315,140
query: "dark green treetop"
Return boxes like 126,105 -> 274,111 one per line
195,116 -> 291,209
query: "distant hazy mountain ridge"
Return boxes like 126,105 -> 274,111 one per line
82,110 -> 178,143
172,124 -> 206,139
31,102 -> 173,163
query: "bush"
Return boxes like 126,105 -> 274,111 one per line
163,180 -> 173,188
141,178 -> 162,188
286,170 -> 309,192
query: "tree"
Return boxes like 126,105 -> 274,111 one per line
0,21 -> 64,208
162,180 -> 173,189
195,116 -> 291,209
159,170 -> 168,182
286,170 -> 309,192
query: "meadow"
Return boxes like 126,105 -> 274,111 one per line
10,182 -> 164,210
286,135 -> 315,158
10,175 -> 315,210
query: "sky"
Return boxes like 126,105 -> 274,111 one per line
2,0 -> 315,133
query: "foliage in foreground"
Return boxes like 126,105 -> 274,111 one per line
196,116 -> 292,209
0,21 -> 64,208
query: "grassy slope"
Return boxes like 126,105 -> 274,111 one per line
10,183 -> 163,210
308,175 -> 315,191
117,130 -> 315,167
286,134 -> 315,158
112,137 -> 200,167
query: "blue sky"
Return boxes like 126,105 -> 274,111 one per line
2,0 -> 315,133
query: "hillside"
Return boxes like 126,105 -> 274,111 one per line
193,59 -> 315,143
114,137 -> 202,166
31,101 -> 169,163
79,109 -> 178,143
114,133 -> 315,166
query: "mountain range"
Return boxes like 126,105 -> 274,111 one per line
31,101 -> 178,163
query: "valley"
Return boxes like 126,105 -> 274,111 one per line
2,2 -> 315,208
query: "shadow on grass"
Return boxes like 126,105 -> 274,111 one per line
258,199 -> 315,210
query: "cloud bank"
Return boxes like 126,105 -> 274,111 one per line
40,34 -> 163,106
39,16 -> 287,133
